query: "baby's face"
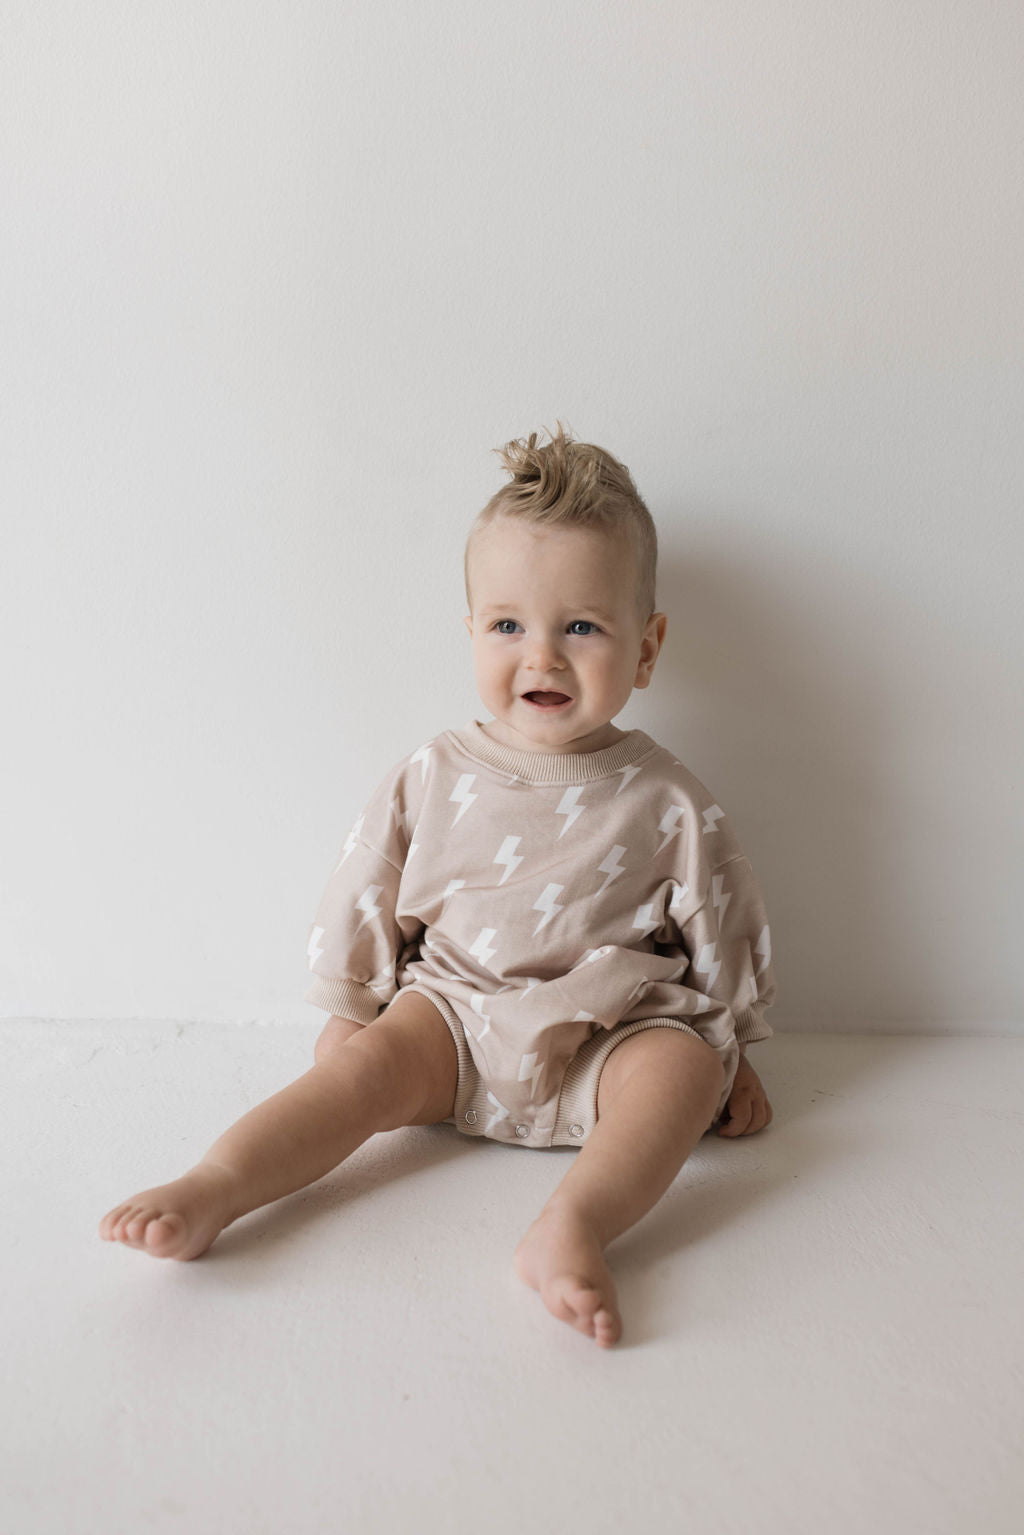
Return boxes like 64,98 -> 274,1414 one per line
463,517 -> 666,754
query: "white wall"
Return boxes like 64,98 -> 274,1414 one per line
2,1 -> 1021,1031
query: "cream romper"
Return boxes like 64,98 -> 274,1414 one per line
305,721 -> 776,1148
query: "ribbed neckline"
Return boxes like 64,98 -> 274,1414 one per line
447,719 -> 659,784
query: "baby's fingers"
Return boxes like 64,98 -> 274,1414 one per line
718,1091 -> 753,1137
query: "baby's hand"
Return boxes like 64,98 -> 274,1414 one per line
717,1054 -> 773,1137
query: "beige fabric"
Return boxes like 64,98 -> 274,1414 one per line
401,981 -> 734,1148
305,720 -> 777,1148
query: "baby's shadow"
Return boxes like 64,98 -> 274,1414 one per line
199,1123 -> 468,1265
607,1033 -> 930,1346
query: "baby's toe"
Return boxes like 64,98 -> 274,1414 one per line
593,1307 -> 621,1348
123,1212 -> 153,1243
144,1213 -> 187,1255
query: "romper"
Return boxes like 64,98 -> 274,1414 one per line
305,720 -> 776,1147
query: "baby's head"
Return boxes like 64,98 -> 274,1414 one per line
463,424 -> 667,754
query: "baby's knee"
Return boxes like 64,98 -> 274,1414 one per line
313,1015 -> 366,1064
598,1026 -> 724,1119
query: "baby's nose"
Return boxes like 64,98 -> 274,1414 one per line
525,634 -> 565,669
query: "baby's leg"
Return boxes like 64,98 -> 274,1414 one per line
99,994 -> 457,1260
515,1028 -> 724,1347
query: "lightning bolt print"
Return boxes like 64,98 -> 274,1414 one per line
555,786 -> 585,836
368,960 -> 396,993
307,925 -> 325,968
668,881 -> 690,914
485,1092 -> 510,1134
410,744 -> 433,781
355,886 -> 384,930
468,928 -> 498,968
656,805 -> 686,854
518,1052 -> 544,1099
615,764 -> 642,795
702,804 -> 725,836
755,925 -> 772,976
694,942 -> 721,991
335,815 -> 364,870
469,992 -> 492,1040
633,904 -> 659,937
441,878 -> 466,910
493,835 -> 523,884
449,774 -> 478,826
573,946 -> 612,968
532,883 -> 564,934
596,845 -> 627,894
712,873 -> 732,927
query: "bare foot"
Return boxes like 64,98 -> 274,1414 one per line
99,1162 -> 240,1261
514,1201 -> 622,1347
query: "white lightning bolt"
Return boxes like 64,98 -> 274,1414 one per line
555,786 -> 585,836
712,873 -> 732,927
335,815 -> 365,870
702,804 -> 725,836
493,835 -> 523,884
390,797 -> 413,837
407,840 -> 420,862
633,903 -> 659,937
485,1091 -> 510,1133
615,764 -> 642,795
368,960 -> 395,992
748,966 -> 760,1004
694,942 -> 721,990
441,878 -> 466,909
596,844 -> 627,893
307,925 -> 325,967
656,804 -> 686,853
468,928 -> 498,968
468,992 -> 492,1039
668,881 -> 690,913
532,883 -> 564,933
573,946 -> 611,968
355,885 -> 384,929
755,925 -> 772,976
449,773 -> 478,825
518,1051 -> 543,1098
410,744 -> 432,781
516,976 -> 543,999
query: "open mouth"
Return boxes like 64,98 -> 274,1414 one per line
523,691 -> 572,709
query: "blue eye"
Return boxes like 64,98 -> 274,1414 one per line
494,620 -> 520,635
569,621 -> 598,635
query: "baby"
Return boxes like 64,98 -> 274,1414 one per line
100,425 -> 776,1348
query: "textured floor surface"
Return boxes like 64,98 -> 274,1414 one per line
2,1021 -> 1022,1535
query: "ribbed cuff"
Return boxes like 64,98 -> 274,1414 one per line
304,975 -> 384,1024
734,1006 -> 773,1043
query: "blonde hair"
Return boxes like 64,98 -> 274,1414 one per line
465,422 -> 658,624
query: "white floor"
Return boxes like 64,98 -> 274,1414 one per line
3,1021 -> 1022,1535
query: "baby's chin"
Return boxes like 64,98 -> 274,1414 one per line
481,711 -> 624,755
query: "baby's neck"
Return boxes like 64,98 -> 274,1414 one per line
478,719 -> 627,756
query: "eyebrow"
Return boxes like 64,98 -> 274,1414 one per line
477,604 -> 617,624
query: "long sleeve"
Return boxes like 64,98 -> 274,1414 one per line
661,852 -> 776,1043
304,759 -> 426,1021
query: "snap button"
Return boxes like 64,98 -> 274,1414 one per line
464,1110 -> 477,1125
568,1123 -> 585,1138
515,1124 -> 530,1138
